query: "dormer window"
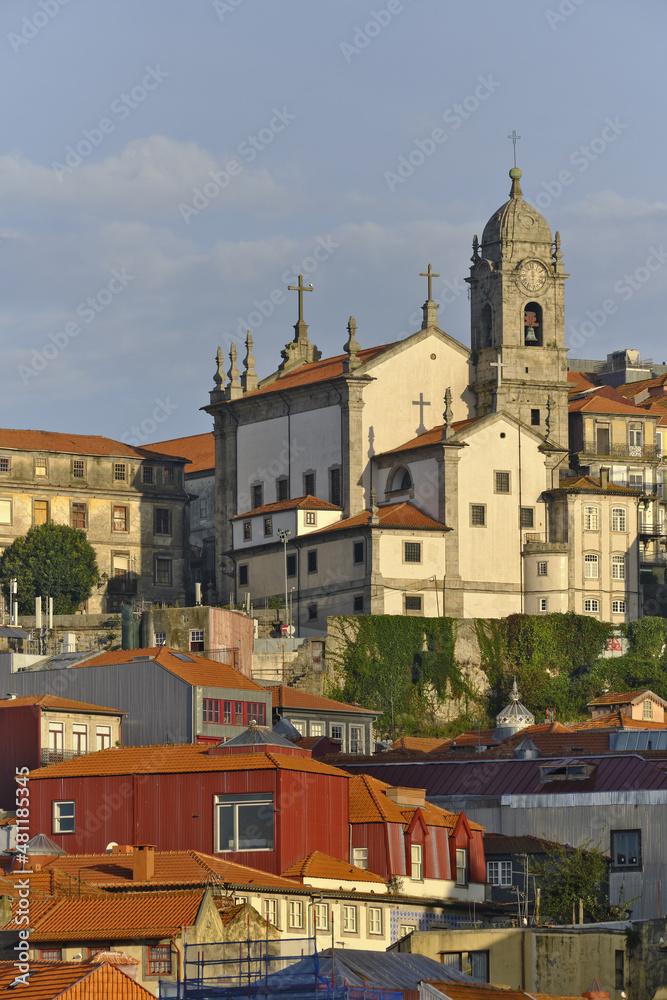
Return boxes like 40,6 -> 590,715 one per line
539,762 -> 595,782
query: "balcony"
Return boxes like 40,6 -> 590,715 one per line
107,572 -> 138,595
41,747 -> 92,766
582,444 -> 658,460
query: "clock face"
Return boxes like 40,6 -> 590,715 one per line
519,260 -> 547,292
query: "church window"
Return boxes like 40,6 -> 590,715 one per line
114,463 -> 127,482
251,483 -> 263,509
523,302 -> 543,346
537,561 -> 548,576
142,465 -> 154,484
596,423 -> 610,455
612,508 -> 627,532
612,600 -> 627,614
0,458 -> 10,473
584,598 -> 600,612
33,500 -> 49,526
389,467 -> 412,492
612,555 -> 626,580
239,565 -> 248,587
584,506 -> 599,531
303,471 -> 316,496
353,541 -> 364,564
584,554 -> 599,579
494,471 -> 511,494
243,521 -> 252,541
531,409 -> 540,426
353,595 -> 364,612
520,507 -> 534,528
264,516 -> 273,536
471,504 -> 486,526
482,303 -> 493,348
286,554 -> 296,577
405,595 -> 422,613
307,550 -> 318,573
404,542 -> 421,563
276,477 -> 288,502
35,457 -> 47,477
71,502 -> 87,530
329,467 -> 341,507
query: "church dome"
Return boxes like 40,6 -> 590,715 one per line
493,678 -> 535,740
481,168 -> 552,257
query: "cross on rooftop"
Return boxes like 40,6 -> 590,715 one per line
507,130 -> 521,168
287,274 -> 313,323
419,263 -> 440,301
490,352 -> 507,388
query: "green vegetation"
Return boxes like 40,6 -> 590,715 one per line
0,522 -> 98,615
532,838 -> 636,924
326,612 -> 667,736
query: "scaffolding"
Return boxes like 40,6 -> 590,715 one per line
158,933 -> 403,1000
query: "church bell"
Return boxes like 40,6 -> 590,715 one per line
524,326 -> 538,344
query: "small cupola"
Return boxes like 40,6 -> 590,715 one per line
494,679 -> 534,740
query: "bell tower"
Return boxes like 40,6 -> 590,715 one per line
467,167 -> 570,448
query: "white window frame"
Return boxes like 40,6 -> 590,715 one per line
612,507 -> 627,532
539,598 -> 548,612
584,553 -> 599,579
612,600 -> 627,614
314,902 -> 328,930
537,561 -> 547,576
309,722 -> 325,737
343,904 -> 357,933
456,848 -> 468,886
48,723 -> 64,751
584,598 -> 600,612
96,726 -> 112,751
288,900 -> 303,929
263,898 -> 278,926
352,847 -> 368,870
584,506 -> 599,531
411,843 -> 423,880
612,555 -> 626,580
487,860 -> 513,886
53,800 -> 75,834
214,793 -> 273,853
368,907 -> 383,935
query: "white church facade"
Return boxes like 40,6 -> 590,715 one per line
204,168 -> 645,632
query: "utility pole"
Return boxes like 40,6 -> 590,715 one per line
277,529 -> 292,632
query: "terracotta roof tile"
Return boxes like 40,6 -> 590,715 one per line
0,694 -> 125,715
552,475 -> 644,494
0,960 -> 157,998
615,373 -> 667,400
232,495 -> 341,519
391,736 -> 451,753
271,685 -> 377,715
241,344 -> 398,399
307,501 -> 447,536
0,428 -> 187,463
588,689 -> 661,707
77,647 -> 264,692
281,851 -> 387,883
572,710 -> 667,731
378,418 -> 482,456
29,744 -> 350,780
1,869 -> 104,898
147,432 -> 215,474
568,385 -> 655,415
46,850 -> 303,891
23,889 -> 205,941
427,982 -> 579,1000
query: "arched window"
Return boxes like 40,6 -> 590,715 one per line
584,506 -> 599,531
523,301 -> 543,346
612,507 -> 627,532
388,466 -> 412,493
482,303 -> 493,348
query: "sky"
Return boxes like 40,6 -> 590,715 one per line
1,0 -> 665,444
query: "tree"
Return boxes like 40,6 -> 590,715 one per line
530,838 -> 635,924
0,523 -> 99,615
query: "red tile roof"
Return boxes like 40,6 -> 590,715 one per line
568,384 -> 655,415
18,890 -> 205,942
391,736 -> 450,753
281,851 -> 387,883
346,773 -> 479,830
427,982 -> 580,1000
232,495 -> 341,519
147,432 -> 215,474
271,685 -> 377,715
0,960 -> 157,998
379,418 -> 482,456
552,475 -> 644,494
615,373 -> 667,400
307,501 -> 448,535
588,689 -> 663,707
77,647 -> 264,692
29,744 -> 350,780
241,344 -> 398,399
1,869 -> 104,898
46,850 -> 303,891
571,710 -> 667,731
0,694 -> 125,715
0,429 -> 187,462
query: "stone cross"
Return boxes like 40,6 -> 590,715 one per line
507,130 -> 521,168
288,274 -> 313,323
419,264 -> 440,301
490,352 -> 506,388
412,392 -> 431,430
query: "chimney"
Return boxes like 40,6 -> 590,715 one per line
132,844 -> 156,882
600,468 -> 609,489
111,844 -> 133,854
582,979 -> 609,1000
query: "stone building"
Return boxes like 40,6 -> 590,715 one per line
0,430 -> 189,612
202,167 -> 655,625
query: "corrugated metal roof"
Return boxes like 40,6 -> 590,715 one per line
223,724 -> 297,747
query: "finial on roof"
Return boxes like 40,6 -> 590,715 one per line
226,342 -> 243,400
441,387 -> 454,441
241,330 -> 259,392
511,677 -> 520,702
471,234 -> 480,263
343,316 -> 361,373
509,167 -> 523,200
370,486 -> 379,525
210,346 -> 226,402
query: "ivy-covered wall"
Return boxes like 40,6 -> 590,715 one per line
325,613 -> 667,738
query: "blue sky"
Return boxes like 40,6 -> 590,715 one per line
1,0 -> 665,442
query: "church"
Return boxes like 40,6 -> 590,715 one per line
204,167 -> 654,631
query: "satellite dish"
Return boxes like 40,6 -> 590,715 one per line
106,842 -> 119,854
